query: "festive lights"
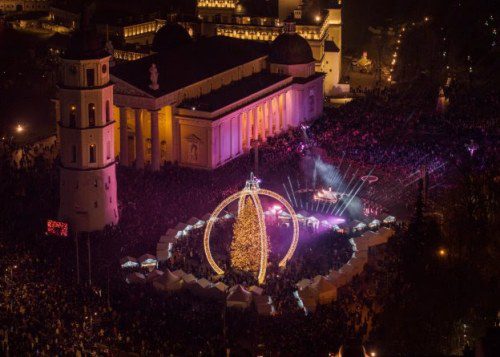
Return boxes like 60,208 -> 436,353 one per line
203,173 -> 299,284
231,197 -> 264,273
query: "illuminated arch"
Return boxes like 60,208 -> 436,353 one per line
203,174 -> 299,284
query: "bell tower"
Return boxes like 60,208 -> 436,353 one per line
57,11 -> 119,232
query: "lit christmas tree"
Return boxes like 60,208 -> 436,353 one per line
231,196 -> 262,273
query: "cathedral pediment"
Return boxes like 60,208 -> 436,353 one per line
111,76 -> 154,98
185,134 -> 202,143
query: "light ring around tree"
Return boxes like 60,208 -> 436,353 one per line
203,177 -> 299,284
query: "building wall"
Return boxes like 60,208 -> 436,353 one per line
323,51 -> 340,95
58,55 -> 119,232
0,0 -> 49,12
59,165 -> 119,232
279,0 -> 301,20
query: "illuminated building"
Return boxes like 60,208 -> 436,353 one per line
110,20 -> 324,170
197,0 -> 343,95
56,15 -> 119,232
0,0 -> 50,12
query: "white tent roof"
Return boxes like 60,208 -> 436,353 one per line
197,278 -> 212,289
156,249 -> 170,262
174,222 -> 188,231
156,269 -> 181,286
156,242 -> 170,251
186,217 -> 201,226
138,254 -> 157,265
256,302 -> 275,316
249,285 -> 264,295
201,213 -> 212,222
182,273 -> 197,284
298,284 -> 318,300
227,285 -> 252,303
213,281 -> 229,292
120,256 -> 139,268
159,235 -> 176,244
311,276 -> 336,294
126,272 -> 146,284
362,230 -> 378,238
172,269 -> 187,278
147,269 -> 164,282
383,215 -> 396,223
165,228 -> 179,237
253,294 -> 271,306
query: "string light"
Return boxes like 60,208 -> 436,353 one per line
203,174 -> 299,284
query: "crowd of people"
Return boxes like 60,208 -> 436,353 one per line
1,79 -> 498,354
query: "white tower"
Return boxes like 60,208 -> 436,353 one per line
58,16 -> 119,232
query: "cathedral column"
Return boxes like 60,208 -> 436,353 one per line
252,107 -> 258,141
282,92 -> 288,129
259,105 -> 266,142
134,108 -> 144,169
245,113 -> 251,150
267,100 -> 273,136
119,106 -> 129,166
286,90 -> 294,126
150,109 -> 160,171
272,97 -> 278,134
237,113 -> 242,154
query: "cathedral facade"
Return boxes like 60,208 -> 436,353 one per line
56,18 -> 324,231
110,21 -> 324,170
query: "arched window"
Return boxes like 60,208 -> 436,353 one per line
89,144 -> 96,163
105,100 -> 111,122
88,103 -> 96,127
69,105 -> 77,127
86,68 -> 95,86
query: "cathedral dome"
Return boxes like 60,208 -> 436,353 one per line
269,31 -> 314,65
152,23 -> 192,53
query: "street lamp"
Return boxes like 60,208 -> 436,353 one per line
16,124 -> 24,133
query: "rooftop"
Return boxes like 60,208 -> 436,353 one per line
178,72 -> 290,113
111,36 -> 269,97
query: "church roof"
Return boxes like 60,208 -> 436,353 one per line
152,23 -> 192,53
178,72 -> 290,113
111,36 -> 269,97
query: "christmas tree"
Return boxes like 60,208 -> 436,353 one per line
231,196 -> 262,273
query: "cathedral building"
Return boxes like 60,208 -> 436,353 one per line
110,21 -> 324,170
56,16 -> 324,230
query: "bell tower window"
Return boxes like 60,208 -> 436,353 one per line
86,68 -> 95,87
88,104 -> 96,127
89,144 -> 96,163
69,105 -> 77,127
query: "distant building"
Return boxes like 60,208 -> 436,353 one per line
0,0 -> 50,12
196,0 -> 343,95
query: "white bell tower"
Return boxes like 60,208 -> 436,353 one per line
57,16 -> 119,232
